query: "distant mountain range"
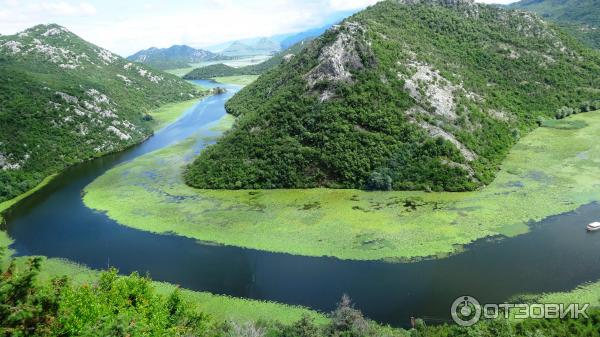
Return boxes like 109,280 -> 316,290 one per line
277,10 -> 357,49
127,45 -> 228,70
0,24 -> 199,202
220,38 -> 281,57
128,10 -> 358,69
279,24 -> 332,50
510,0 -> 600,49
183,39 -> 311,79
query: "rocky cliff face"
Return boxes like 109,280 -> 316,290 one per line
305,22 -> 372,101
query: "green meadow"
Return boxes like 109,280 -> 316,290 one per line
0,174 -> 56,220
539,280 -> 600,308
84,107 -> 600,261
212,75 -> 260,86
148,98 -> 203,131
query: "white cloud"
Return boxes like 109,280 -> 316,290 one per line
35,1 -> 97,16
0,0 -> 521,57
0,0 -> 96,34
2,0 -> 97,17
328,0 -> 380,11
74,0 -> 361,56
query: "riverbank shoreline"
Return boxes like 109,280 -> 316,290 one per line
0,86 -> 327,325
5,78 -> 600,326
84,110 -> 600,261
0,92 -> 208,223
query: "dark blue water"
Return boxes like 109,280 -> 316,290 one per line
3,80 -> 600,327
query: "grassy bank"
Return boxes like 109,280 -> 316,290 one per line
84,107 -> 600,260
0,174 -> 56,214
4,251 -> 599,336
212,75 -> 260,86
539,280 -> 600,308
0,174 -> 56,224
148,98 -> 203,131
0,247 -> 325,325
39,258 -> 325,324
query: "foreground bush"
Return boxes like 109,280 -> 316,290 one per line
0,255 -> 210,336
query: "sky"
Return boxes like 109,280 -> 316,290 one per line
0,0 -> 519,56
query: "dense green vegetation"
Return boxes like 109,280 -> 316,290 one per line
2,249 -> 599,336
127,45 -> 230,70
185,63 -> 247,78
0,24 -> 200,204
184,40 -> 309,80
185,0 -> 600,192
85,98 -> 600,260
510,0 -> 600,49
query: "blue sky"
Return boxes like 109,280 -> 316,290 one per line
0,0 -> 518,56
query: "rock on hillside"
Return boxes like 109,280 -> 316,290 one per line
184,0 -> 600,192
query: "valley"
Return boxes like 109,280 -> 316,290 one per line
0,79 -> 325,328
3,77 -> 600,328
1,0 -> 600,335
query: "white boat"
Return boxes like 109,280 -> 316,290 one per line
587,222 -> 600,231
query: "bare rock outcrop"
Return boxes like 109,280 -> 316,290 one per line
305,22 -> 371,101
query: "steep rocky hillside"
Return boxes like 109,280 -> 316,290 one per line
510,0 -> 600,49
127,45 -> 226,70
185,0 -> 600,192
0,24 -> 200,202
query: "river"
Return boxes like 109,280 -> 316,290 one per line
2,80 -> 600,327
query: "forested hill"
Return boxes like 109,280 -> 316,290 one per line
185,0 -> 600,192
0,24 -> 200,202
183,40 -> 310,80
127,45 -> 226,70
510,0 -> 600,49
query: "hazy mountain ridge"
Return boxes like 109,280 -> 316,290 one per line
0,24 -> 199,201
221,38 -> 281,57
183,40 -> 310,79
184,0 -> 600,192
127,45 -> 227,70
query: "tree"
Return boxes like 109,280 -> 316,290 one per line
366,171 -> 393,191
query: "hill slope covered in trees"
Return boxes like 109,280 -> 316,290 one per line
127,45 -> 226,70
0,24 -> 200,202
510,0 -> 600,49
185,0 -> 600,192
